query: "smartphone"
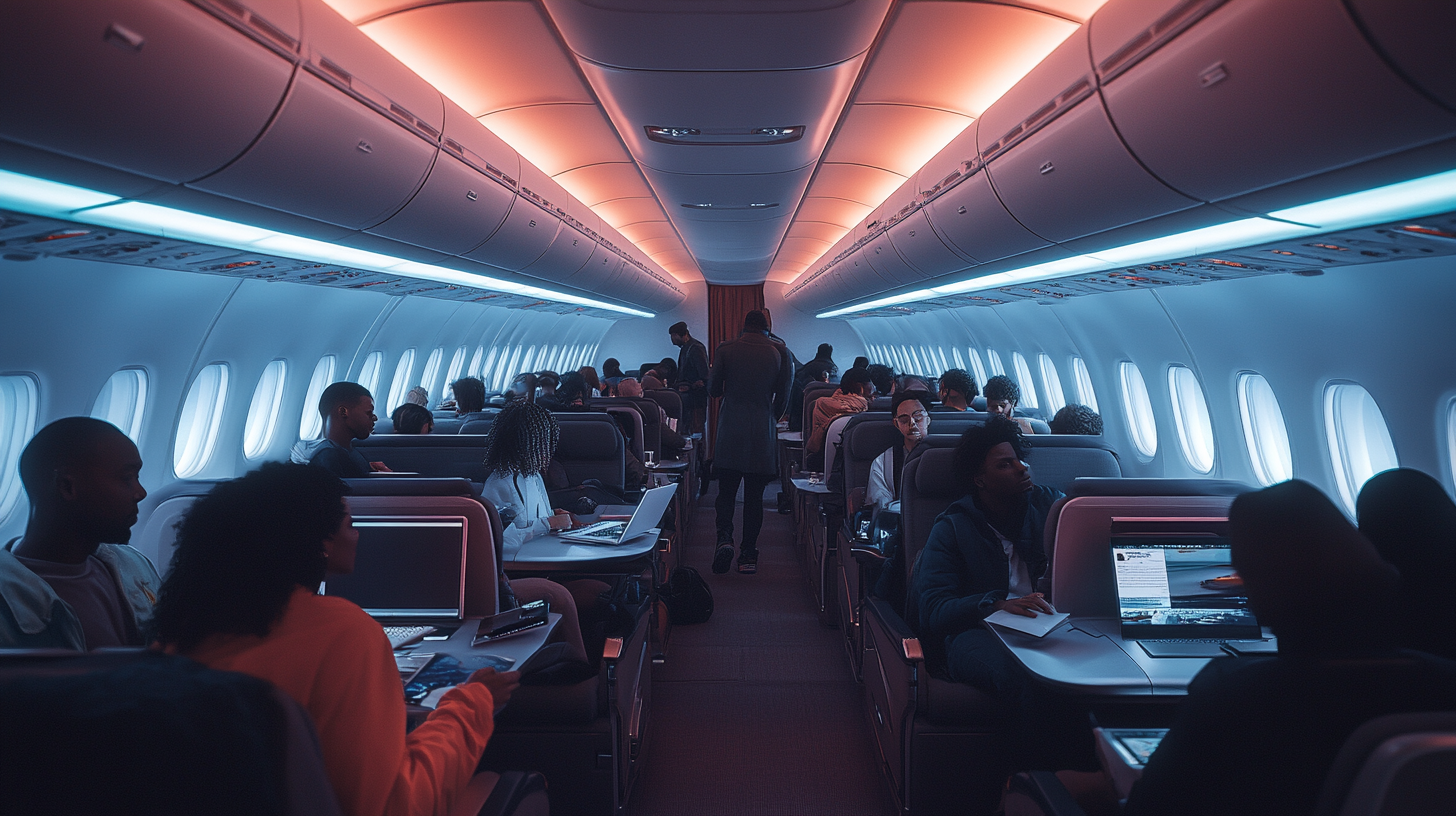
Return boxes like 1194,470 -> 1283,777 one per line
472,600 -> 549,645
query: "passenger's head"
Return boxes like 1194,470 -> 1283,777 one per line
744,309 -> 769,333
151,463 -> 351,653
579,366 -> 602,393
893,375 -> 929,395
669,321 -> 690,345
1357,468 -> 1456,591
1049,404 -> 1103,435
866,364 -> 894,396
852,356 -> 870,371
954,415 -> 1031,501
816,343 -> 834,361
19,417 -> 146,546
642,374 -> 666,391
1231,480 -> 1398,651
804,360 -> 831,384
390,402 -> 433,435
557,372 -> 589,406
655,357 -> 678,382
535,371 -> 559,395
892,391 -> 933,447
483,401 -> 560,477
840,367 -> 874,398
405,386 -> 429,407
602,358 -> 624,378
759,307 -> 773,330
451,376 -> 486,414
938,368 -> 977,409
617,377 -> 643,398
983,375 -> 1020,416
507,372 -> 537,403
319,381 -> 376,441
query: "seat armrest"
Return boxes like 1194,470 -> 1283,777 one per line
602,636 -> 624,662
1005,771 -> 1087,816
864,597 -> 922,664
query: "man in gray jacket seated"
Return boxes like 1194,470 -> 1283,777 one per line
0,417 -> 161,649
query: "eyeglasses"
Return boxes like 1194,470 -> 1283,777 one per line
894,411 -> 928,424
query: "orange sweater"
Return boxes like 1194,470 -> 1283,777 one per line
186,588 -> 495,816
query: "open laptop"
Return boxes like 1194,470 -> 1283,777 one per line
558,484 -> 676,545
1111,533 -> 1266,657
321,516 -> 468,647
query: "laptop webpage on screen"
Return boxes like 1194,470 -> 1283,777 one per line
1111,534 -> 1261,641
321,516 -> 467,619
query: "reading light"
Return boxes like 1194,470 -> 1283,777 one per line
647,127 -> 701,138
0,168 -> 652,318
817,168 -> 1456,319
751,127 -> 801,137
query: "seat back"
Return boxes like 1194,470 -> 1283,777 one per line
644,388 -> 681,420
593,397 -> 660,457
354,434 -> 491,481
899,447 -> 967,601
347,490 -> 500,616
915,432 -> 1122,496
133,479 -> 225,576
801,380 -> 838,435
555,413 -> 627,494
838,412 -> 986,503
1318,711 -> 1456,816
459,416 -> 494,434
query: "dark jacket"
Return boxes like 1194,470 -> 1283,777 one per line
907,485 -> 1063,655
676,337 -> 710,392
709,331 -> 793,474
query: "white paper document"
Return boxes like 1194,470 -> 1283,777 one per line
985,608 -> 1071,638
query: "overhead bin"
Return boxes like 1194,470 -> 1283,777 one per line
1345,0 -> 1456,113
887,209 -> 975,277
1093,0 -> 1456,204
463,197 -> 559,271
861,227 -> 923,286
521,222 -> 596,281
0,0 -> 298,184
979,26 -> 1197,243
194,0 -> 442,229
368,101 -> 516,254
924,162 -> 1049,265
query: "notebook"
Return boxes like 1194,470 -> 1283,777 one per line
322,516 -> 468,620
557,484 -> 676,545
1111,534 -> 1264,657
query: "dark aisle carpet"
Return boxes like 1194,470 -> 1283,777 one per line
627,484 -> 897,816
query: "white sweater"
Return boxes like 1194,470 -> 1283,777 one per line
479,471 -> 553,560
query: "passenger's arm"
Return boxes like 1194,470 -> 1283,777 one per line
865,454 -> 893,509
385,673 -> 516,816
912,521 -> 1001,642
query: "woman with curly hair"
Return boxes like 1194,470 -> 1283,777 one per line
151,463 -> 519,816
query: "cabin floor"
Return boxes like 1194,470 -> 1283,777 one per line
628,482 -> 897,816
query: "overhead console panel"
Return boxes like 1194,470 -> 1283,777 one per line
787,0 -> 1456,317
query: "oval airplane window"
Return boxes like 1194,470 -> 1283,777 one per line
1324,382 -> 1399,514
174,363 -> 229,479
966,349 -> 988,387
386,349 -> 417,413
501,346 -> 523,391
1071,357 -> 1099,413
0,374 -> 39,523
243,360 -> 288,460
299,355 -> 337,441
1168,365 -> 1215,474
443,346 -> 467,401
480,346 -> 501,390
1448,399 -> 1456,491
468,346 -> 485,378
1119,362 -> 1158,459
356,351 -> 384,397
935,347 -> 950,373
1039,354 -> 1065,413
1012,353 -> 1040,409
419,348 -> 445,402
987,350 -> 1006,378
1237,373 -> 1293,487
92,368 -> 149,442
951,348 -> 966,371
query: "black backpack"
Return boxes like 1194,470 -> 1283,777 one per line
657,566 -> 713,625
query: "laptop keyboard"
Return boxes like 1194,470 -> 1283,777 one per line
385,625 -> 436,649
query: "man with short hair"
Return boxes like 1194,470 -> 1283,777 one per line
1,417 -> 160,649
893,374 -> 929,395
451,376 -> 488,418
709,309 -> 793,575
852,356 -> 870,371
866,364 -> 895,398
1049,404 -> 1102,435
807,367 -> 873,457
669,321 -> 710,435
866,391 -> 932,509
306,382 -> 391,478
937,368 -> 978,412
390,402 -> 434,434
984,374 -> 1035,434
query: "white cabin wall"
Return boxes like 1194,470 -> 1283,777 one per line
597,280 -> 707,374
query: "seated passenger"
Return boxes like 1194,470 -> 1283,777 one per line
504,372 -> 537,403
389,402 -> 433,435
893,374 -> 930,395
852,355 -> 870,371
297,382 -> 391,478
1357,468 -> 1456,659
449,376 -> 492,422
0,417 -> 160,649
1125,480 -> 1456,815
983,375 -> 1036,435
807,367 -> 874,456
866,363 -> 895,398
787,359 -> 831,432
936,368 -> 978,412
652,357 -> 678,386
866,391 -> 933,510
1048,403 -> 1102,435
907,416 -> 1091,771
601,358 -> 626,394
641,373 -> 667,392
405,385 -> 430,408
578,366 -> 603,397
615,377 -> 643,399
534,371 -> 561,409
152,463 -> 520,816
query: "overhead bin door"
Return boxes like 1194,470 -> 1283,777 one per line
1094,0 -> 1456,204
0,0 -> 298,183
463,197 -> 559,271
368,101 -> 516,254
1345,0 -> 1456,112
924,165 -> 1048,265
887,209 -> 975,277
862,227 -> 923,286
194,0 -> 442,228
521,224 -> 596,282
980,27 -> 1197,243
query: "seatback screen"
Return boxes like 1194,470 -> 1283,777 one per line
1111,535 -> 1260,640
322,517 -> 466,617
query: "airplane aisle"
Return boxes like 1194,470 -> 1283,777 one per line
629,484 -> 896,816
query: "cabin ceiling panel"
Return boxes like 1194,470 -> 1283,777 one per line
616,220 -> 681,244
593,198 -> 672,229
783,221 -> 849,245
794,197 -> 875,230
820,105 -> 974,179
809,164 -> 909,207
476,105 -> 628,177
550,163 -> 652,208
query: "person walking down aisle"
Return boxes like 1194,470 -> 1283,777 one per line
710,309 -> 792,575
670,321 -> 710,435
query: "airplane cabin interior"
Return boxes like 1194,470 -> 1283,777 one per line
1,0 -> 1454,814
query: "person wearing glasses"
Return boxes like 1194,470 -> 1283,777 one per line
866,391 -> 933,510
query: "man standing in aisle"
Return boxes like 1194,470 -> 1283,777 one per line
710,309 -> 793,575
670,321 -> 710,436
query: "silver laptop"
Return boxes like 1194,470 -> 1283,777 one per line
558,484 -> 676,545
1111,534 -> 1265,657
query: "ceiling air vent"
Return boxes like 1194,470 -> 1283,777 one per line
645,126 -> 803,146
681,203 -> 779,210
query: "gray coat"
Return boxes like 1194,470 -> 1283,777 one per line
710,331 -> 793,474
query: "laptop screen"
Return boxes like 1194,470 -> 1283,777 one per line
322,517 -> 467,618
1111,535 -> 1260,640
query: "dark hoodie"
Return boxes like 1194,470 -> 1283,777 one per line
906,484 -> 1063,662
